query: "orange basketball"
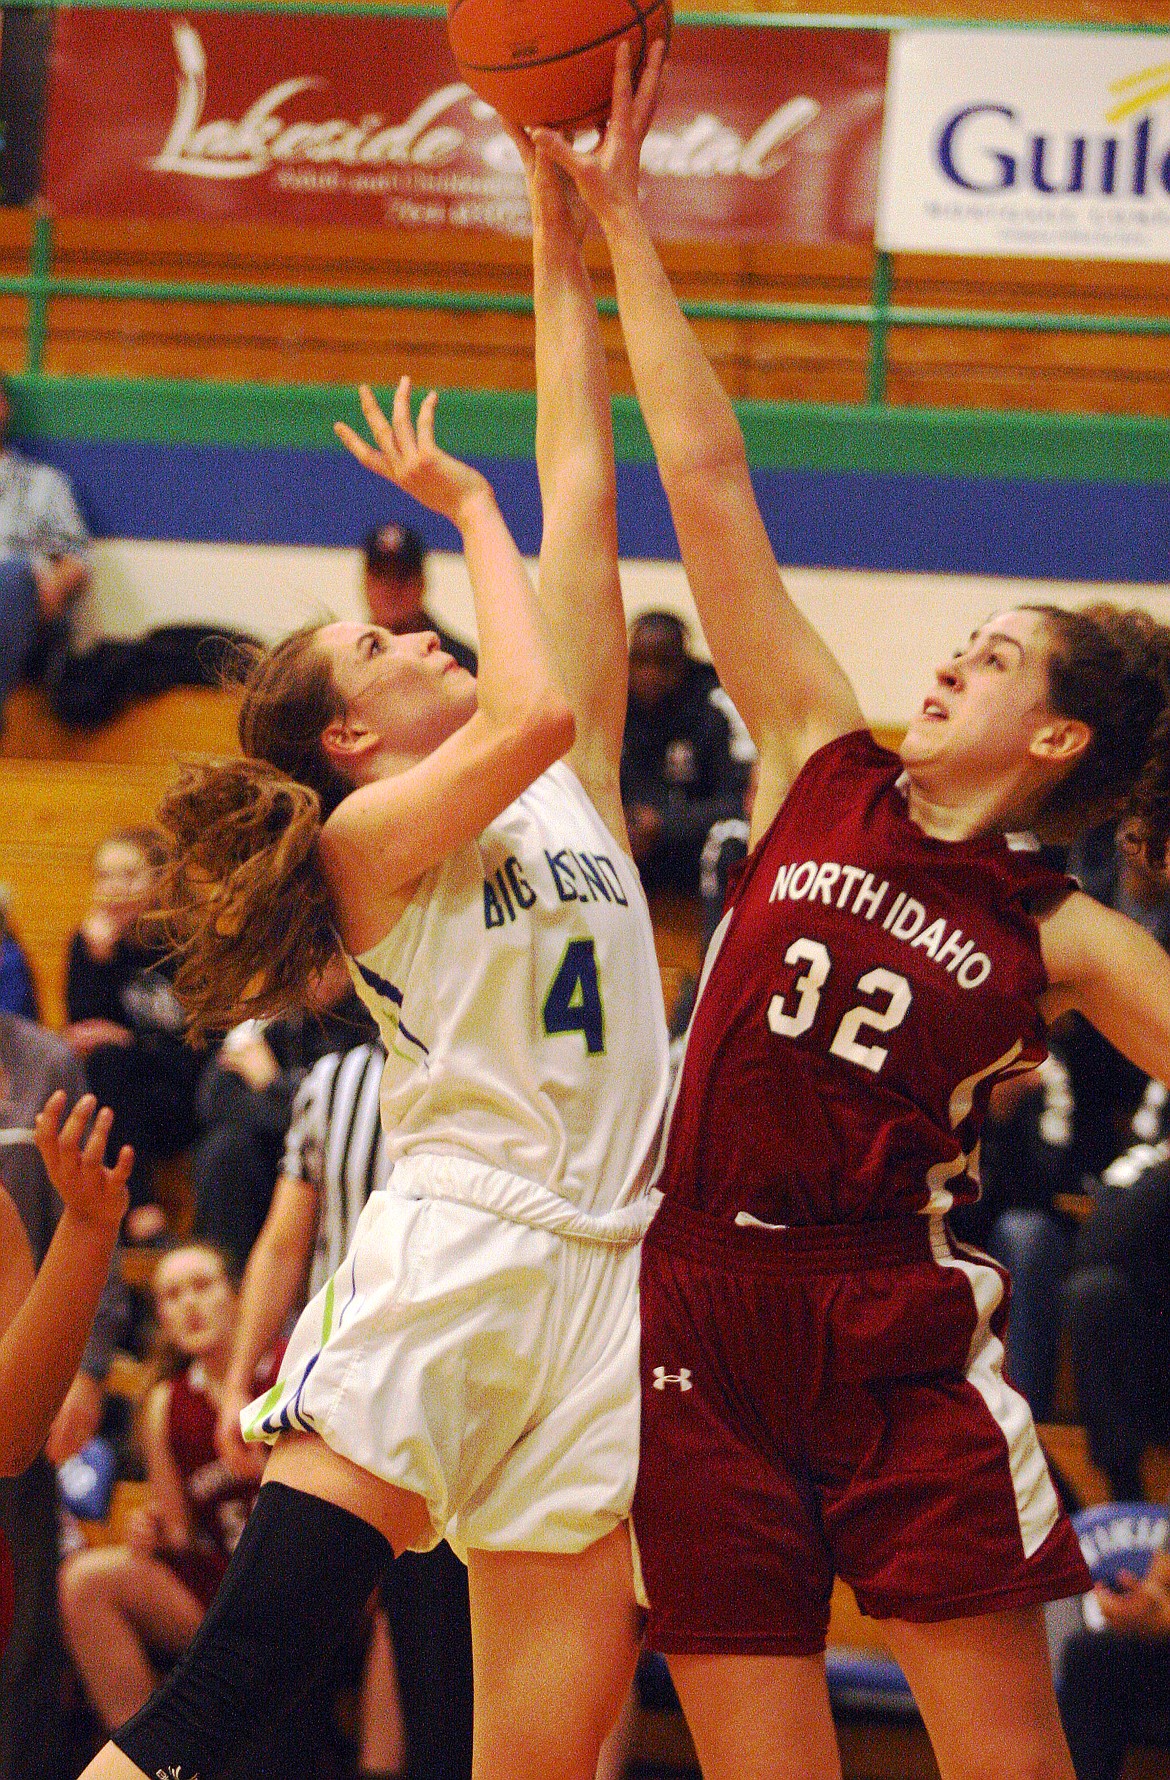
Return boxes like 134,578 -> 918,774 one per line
448,0 -> 672,132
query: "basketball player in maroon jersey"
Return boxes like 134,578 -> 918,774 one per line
540,46 -> 1170,1780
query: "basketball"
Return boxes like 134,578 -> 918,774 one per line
448,0 -> 672,132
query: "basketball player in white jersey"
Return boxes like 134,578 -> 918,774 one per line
78,146 -> 669,1780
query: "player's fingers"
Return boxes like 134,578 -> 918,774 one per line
110,1144 -> 135,1191
415,390 -> 440,455
59,1092 -> 97,1153
334,422 -> 383,472
607,38 -> 635,141
35,1089 -> 66,1145
630,35 -> 667,139
389,375 -> 418,459
501,117 -> 537,175
532,128 -> 583,180
82,1104 -> 115,1168
358,382 -> 398,454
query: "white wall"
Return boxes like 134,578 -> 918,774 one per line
78,538 -> 1170,730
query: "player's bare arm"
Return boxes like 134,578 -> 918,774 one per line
1039,887 -> 1170,1084
0,1093 -> 130,1476
325,379 -> 574,950
505,125 -> 633,850
537,45 -> 863,841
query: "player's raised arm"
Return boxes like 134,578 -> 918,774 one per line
506,125 -> 630,848
537,45 -> 864,837
324,380 -> 575,933
0,1094 -> 130,1476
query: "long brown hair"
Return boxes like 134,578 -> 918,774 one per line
1029,604 -> 1170,866
152,627 -> 351,1037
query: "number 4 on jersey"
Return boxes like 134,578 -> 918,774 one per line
543,939 -> 605,1055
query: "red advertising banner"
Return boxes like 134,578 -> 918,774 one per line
43,10 -> 886,244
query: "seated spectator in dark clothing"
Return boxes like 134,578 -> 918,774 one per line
1063,1127 -> 1170,1503
1059,1542 -> 1170,1780
0,380 -> 90,718
192,955 -> 376,1271
363,521 -> 478,674
65,828 -> 202,1244
621,611 -> 753,895
0,892 -> 36,1021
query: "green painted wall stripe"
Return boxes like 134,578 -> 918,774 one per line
3,0 -> 1166,27
6,373 -> 1169,486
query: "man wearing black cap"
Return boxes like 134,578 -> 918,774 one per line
362,523 -> 478,675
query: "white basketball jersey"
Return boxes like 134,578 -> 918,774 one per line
347,762 -> 670,1225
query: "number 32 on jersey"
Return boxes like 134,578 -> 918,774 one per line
768,937 -> 912,1075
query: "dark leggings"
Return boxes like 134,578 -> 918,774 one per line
114,1483 -> 391,1779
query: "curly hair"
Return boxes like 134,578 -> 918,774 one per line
151,627 -> 350,1038
1029,604 -> 1170,867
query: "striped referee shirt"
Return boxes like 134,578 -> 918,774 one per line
280,1043 -> 389,1299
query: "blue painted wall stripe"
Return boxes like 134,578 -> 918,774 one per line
30,437 -> 1170,584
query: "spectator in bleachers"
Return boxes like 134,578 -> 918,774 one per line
0,379 -> 90,719
191,953 -> 376,1271
0,888 -> 36,1021
58,1239 -> 279,1740
1058,1537 -> 1170,1780
1063,1119 -> 1170,1504
363,522 -> 478,675
0,1020 -> 127,1780
217,1038 -> 471,1780
65,828 -> 202,1245
620,610 -> 753,895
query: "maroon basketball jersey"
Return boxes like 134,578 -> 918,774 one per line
657,731 -> 1074,1225
167,1350 -> 280,1581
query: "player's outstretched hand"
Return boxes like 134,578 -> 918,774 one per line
532,37 -> 665,230
335,379 -> 492,528
34,1091 -> 132,1233
503,119 -> 588,248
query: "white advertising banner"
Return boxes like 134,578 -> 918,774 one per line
876,28 -> 1170,261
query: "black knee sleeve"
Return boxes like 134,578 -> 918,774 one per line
113,1481 -> 392,1779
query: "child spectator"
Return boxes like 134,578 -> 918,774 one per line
58,1240 -> 278,1735
65,829 -> 202,1243
621,610 -> 753,895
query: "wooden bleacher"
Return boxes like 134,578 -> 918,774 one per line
0,684 -> 241,1027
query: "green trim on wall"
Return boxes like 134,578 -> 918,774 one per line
6,373 -> 1169,486
2,0 -> 1166,28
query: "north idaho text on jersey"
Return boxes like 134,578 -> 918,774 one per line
767,859 -> 993,990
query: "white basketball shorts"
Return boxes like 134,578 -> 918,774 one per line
242,1160 -> 644,1559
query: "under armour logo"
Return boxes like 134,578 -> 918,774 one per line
157,1766 -> 198,1779
652,1366 -> 693,1391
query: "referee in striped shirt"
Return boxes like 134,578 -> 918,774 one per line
217,1041 -> 473,1780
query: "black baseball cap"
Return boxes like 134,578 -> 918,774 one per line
364,523 -> 426,582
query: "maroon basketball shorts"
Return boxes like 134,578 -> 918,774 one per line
633,1200 -> 1091,1656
